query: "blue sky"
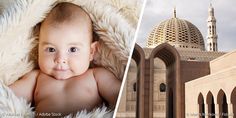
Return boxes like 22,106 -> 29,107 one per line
136,0 -> 236,52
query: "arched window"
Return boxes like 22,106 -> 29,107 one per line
213,43 -> 215,51
160,83 -> 166,92
198,93 -> 205,118
217,90 -> 228,118
133,82 -> 136,92
209,26 -> 212,35
210,43 -> 212,51
231,87 -> 236,117
207,92 -> 215,118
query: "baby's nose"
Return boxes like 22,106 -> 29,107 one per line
55,57 -> 67,64
55,54 -> 67,64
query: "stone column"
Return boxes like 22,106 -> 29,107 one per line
228,103 -> 233,118
204,104 -> 208,118
215,104 -> 219,118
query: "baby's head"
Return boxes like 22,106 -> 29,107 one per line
38,2 -> 97,80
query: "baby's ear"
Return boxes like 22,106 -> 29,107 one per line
89,41 -> 98,61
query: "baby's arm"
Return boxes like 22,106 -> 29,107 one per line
9,70 -> 39,103
93,68 -> 121,109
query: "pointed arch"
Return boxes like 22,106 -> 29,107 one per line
231,87 -> 236,117
217,89 -> 228,118
149,43 -> 181,118
132,43 -> 145,118
207,91 -> 215,118
198,93 -> 205,118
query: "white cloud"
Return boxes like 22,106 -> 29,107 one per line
137,0 -> 236,52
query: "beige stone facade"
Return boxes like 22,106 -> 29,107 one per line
116,44 -> 225,118
185,50 -> 236,118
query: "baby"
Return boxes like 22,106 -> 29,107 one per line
9,2 -> 121,117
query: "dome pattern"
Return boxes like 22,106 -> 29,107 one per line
147,18 -> 205,50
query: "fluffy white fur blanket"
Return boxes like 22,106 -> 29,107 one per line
0,0 -> 140,117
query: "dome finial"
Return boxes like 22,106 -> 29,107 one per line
173,7 -> 176,18
209,3 -> 213,9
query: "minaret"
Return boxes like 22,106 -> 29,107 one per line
207,3 -> 218,51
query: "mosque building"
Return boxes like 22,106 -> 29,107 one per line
116,4 -> 236,118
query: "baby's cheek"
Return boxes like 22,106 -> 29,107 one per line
39,58 -> 53,70
71,60 -> 89,74
39,56 -> 49,64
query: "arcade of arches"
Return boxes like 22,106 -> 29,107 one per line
116,43 -> 236,118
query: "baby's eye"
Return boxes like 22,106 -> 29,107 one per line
69,47 -> 78,52
46,47 -> 56,52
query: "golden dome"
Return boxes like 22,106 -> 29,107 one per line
147,16 -> 205,50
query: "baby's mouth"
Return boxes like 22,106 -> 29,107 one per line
54,68 -> 68,71
54,66 -> 69,71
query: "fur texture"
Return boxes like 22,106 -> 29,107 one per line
0,0 -> 139,117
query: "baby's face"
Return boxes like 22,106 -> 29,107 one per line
38,20 -> 94,80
